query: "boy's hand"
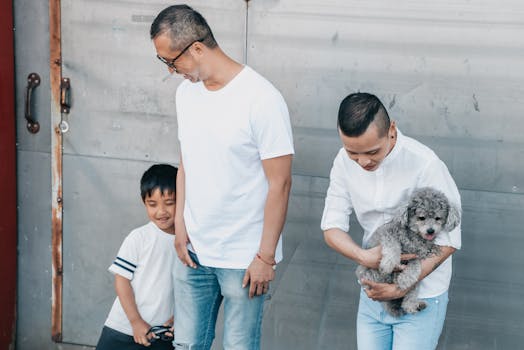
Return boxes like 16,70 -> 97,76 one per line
131,318 -> 153,346
174,230 -> 196,268
242,257 -> 274,298
162,316 -> 174,339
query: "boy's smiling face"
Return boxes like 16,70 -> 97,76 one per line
144,188 -> 176,234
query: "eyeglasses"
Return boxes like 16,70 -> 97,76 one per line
156,38 -> 205,72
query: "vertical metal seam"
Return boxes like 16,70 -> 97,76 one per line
49,0 -> 63,343
244,0 -> 249,64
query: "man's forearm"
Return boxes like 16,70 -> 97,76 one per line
258,155 -> 292,261
418,246 -> 456,281
323,228 -> 367,265
258,178 -> 291,260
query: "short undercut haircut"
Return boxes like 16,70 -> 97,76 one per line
140,164 -> 178,202
150,4 -> 218,50
338,92 -> 390,137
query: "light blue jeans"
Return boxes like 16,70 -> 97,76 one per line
173,251 -> 265,350
357,288 -> 448,350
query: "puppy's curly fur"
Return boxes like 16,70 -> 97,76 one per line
356,187 -> 460,317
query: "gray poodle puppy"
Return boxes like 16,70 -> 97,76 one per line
356,187 -> 460,317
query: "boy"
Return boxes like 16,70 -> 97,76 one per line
96,164 -> 178,350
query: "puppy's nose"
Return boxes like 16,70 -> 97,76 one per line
427,228 -> 435,234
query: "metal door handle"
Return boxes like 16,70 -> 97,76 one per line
24,72 -> 41,133
60,77 -> 71,113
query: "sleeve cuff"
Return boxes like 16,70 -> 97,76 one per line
108,256 -> 137,280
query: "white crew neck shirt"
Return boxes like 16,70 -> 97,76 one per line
321,130 -> 461,298
104,222 -> 175,335
176,65 -> 294,268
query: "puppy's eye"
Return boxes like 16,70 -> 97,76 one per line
418,216 -> 426,221
435,217 -> 441,221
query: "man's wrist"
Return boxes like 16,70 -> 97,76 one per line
355,247 -> 367,266
255,252 -> 277,269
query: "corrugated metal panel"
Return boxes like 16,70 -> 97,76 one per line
247,0 -> 524,193
14,0 -> 55,347
248,1 -> 524,349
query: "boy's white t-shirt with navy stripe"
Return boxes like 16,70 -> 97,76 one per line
104,222 -> 175,335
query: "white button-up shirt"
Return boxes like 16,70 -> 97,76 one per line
321,130 -> 461,298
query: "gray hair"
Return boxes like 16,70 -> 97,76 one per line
150,4 -> 218,50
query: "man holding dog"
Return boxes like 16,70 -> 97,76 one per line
322,92 -> 462,349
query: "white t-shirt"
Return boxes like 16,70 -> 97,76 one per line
176,65 -> 294,269
321,130 -> 461,298
104,222 -> 175,335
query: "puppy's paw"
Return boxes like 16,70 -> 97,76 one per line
402,300 -> 426,314
379,259 -> 397,275
417,301 -> 427,311
384,302 -> 405,317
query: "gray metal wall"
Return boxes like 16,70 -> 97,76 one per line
15,0 -> 524,349
252,1 -> 524,349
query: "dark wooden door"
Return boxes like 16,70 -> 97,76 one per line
0,0 -> 17,348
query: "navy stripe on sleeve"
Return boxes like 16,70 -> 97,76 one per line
116,256 -> 137,268
113,261 -> 134,274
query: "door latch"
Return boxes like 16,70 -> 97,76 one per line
60,77 -> 71,113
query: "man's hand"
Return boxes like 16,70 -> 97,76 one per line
242,257 -> 275,298
131,318 -> 153,346
359,246 -> 383,269
360,279 -> 407,301
174,230 -> 196,268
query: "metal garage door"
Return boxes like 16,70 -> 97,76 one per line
57,1 -> 246,345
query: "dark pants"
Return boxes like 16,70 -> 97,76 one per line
96,326 -> 174,350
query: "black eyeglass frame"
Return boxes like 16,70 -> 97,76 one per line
156,37 -> 205,71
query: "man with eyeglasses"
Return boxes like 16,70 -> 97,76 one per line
150,5 -> 294,350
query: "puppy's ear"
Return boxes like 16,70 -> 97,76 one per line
444,203 -> 461,232
396,205 -> 409,227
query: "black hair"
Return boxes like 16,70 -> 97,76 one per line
337,92 -> 390,137
140,164 -> 178,202
150,4 -> 218,50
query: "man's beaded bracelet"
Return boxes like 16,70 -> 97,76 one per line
256,253 -> 277,270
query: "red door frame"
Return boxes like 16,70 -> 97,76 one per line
0,0 -> 17,348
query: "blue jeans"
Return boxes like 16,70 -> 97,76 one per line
357,289 -> 448,350
173,251 -> 265,350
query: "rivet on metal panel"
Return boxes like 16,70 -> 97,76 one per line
57,197 -> 62,203
59,120 -> 69,133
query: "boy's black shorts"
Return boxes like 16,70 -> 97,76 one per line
96,326 -> 174,350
